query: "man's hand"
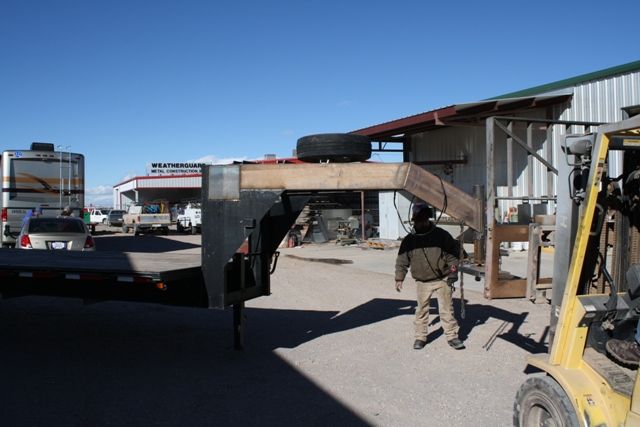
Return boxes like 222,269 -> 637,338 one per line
395,281 -> 403,292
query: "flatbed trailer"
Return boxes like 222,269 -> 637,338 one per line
0,249 -> 206,307
1,161 -> 484,349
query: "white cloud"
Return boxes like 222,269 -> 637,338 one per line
85,194 -> 113,207
85,185 -> 113,207
86,185 -> 112,195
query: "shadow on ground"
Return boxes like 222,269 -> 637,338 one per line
1,297 -> 385,427
425,299 -> 549,353
0,295 -> 546,426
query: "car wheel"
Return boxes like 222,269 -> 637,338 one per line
102,218 -> 107,224
296,133 -> 371,163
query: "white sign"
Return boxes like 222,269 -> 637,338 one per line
146,162 -> 209,175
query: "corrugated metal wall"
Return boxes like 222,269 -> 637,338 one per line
554,70 -> 640,176
379,69 -> 640,238
409,109 -> 554,221
136,176 -> 201,188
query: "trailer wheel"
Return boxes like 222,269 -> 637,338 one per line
514,375 -> 579,427
296,133 -> 371,163
162,227 -> 169,236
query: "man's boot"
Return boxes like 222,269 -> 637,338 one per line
606,338 -> 640,366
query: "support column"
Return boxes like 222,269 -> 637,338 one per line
485,117 -> 496,298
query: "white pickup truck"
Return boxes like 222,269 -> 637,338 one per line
122,201 -> 171,235
176,203 -> 201,234
89,209 -> 109,224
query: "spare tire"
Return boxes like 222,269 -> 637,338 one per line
297,133 -> 371,163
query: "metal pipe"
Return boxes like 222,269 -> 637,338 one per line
495,196 -> 556,201
490,116 -> 605,127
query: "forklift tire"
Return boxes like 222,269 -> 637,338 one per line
296,133 -> 371,163
513,375 -> 579,427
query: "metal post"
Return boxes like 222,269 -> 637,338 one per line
473,184 -> 486,265
527,122 -> 534,196
507,120 -> 514,198
67,146 -> 72,207
360,191 -> 365,241
57,146 -> 63,209
485,117 -> 496,298
546,125 -> 554,214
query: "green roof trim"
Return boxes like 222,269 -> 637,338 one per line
490,60 -> 640,100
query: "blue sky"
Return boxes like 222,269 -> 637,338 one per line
1,0 -> 638,205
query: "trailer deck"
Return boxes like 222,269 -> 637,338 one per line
0,248 -> 201,282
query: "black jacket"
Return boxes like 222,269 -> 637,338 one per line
395,224 -> 462,282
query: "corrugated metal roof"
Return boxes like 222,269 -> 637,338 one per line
352,93 -> 572,138
353,61 -> 640,139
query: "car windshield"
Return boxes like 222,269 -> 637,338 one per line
28,218 -> 85,234
109,211 -> 125,217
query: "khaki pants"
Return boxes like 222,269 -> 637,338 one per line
414,279 -> 459,341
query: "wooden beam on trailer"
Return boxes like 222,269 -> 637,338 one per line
238,162 -> 484,231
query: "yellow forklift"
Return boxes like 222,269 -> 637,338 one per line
514,115 -> 640,426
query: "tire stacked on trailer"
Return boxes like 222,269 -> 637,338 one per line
296,133 -> 371,163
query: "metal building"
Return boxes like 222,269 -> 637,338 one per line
113,174 -> 202,209
356,60 -> 640,239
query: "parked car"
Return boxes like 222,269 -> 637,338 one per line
89,208 -> 109,224
107,209 -> 126,227
17,217 -> 95,251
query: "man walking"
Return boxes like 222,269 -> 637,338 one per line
395,204 -> 465,350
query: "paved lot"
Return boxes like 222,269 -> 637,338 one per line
0,231 -> 551,426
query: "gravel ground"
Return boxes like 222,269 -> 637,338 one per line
0,234 -> 551,426
254,245 -> 550,426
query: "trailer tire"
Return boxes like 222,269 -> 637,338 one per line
296,133 -> 371,163
162,227 -> 169,236
514,375 -> 579,427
